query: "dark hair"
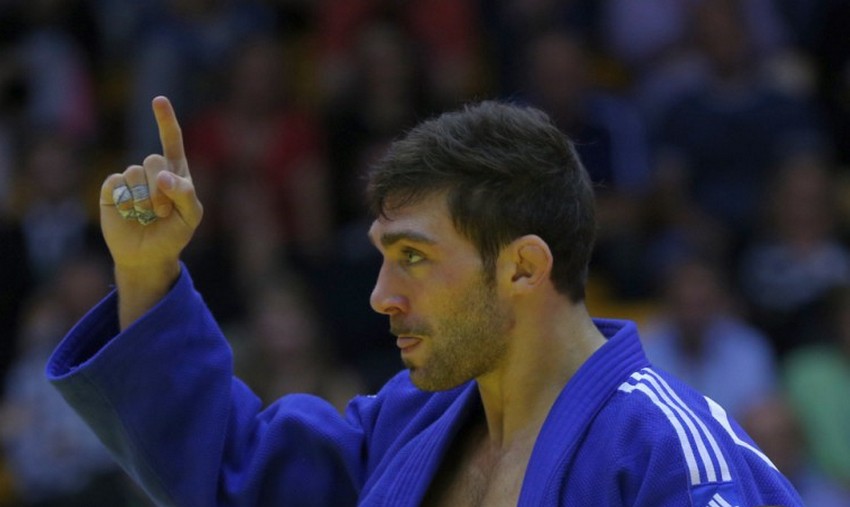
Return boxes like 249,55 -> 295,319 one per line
367,100 -> 596,302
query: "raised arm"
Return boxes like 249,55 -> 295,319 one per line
49,97 -> 376,505
99,96 -> 203,329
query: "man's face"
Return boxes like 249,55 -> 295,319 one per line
368,193 -> 513,391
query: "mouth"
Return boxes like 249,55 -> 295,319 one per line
396,336 -> 422,353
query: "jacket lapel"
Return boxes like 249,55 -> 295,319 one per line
360,382 -> 479,506
518,320 -> 650,506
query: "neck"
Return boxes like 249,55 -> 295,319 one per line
474,300 -> 606,450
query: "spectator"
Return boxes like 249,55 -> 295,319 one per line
522,30 -> 651,195
125,0 -> 275,160
784,285 -> 850,490
602,0 -> 788,76
186,34 -> 332,260
12,0 -> 97,141
642,256 -> 778,418
316,0 -> 485,108
230,273 -> 365,412
0,253 -> 140,506
739,155 -> 850,355
654,0 -> 822,241
478,0 -> 601,95
603,0 -> 794,130
182,34 -> 332,324
14,132 -> 99,284
324,21 -> 429,229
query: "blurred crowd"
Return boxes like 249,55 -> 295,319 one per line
0,0 -> 848,505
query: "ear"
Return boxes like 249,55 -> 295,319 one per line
499,235 -> 553,294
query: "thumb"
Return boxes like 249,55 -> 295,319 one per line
156,171 -> 203,228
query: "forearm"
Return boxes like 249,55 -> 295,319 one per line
115,261 -> 181,330
48,266 -> 366,506
50,268 -> 232,506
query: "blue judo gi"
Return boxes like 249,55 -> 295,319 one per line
46,267 -> 803,506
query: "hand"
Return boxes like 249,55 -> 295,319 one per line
100,96 -> 203,272
100,96 -> 203,328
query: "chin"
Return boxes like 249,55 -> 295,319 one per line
407,368 -> 467,392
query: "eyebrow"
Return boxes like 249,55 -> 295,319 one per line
372,230 -> 438,248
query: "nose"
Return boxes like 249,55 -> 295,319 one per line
370,262 -> 409,315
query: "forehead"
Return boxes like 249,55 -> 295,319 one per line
367,192 -> 463,248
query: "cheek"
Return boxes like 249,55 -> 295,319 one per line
441,282 -> 508,333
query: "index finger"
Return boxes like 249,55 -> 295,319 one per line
151,96 -> 188,175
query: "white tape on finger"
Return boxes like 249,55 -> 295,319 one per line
130,184 -> 157,225
113,185 -> 132,206
130,184 -> 151,201
113,185 -> 137,220
112,184 -> 157,225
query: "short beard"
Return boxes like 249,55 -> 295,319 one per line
407,272 -> 512,391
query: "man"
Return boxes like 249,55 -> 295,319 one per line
47,97 -> 802,506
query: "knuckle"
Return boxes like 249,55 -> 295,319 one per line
103,173 -> 123,188
124,165 -> 144,179
143,154 -> 166,168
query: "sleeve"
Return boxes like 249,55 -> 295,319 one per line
45,266 -> 370,507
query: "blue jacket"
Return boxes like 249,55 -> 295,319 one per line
46,268 -> 803,506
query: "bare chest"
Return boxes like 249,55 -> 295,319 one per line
421,430 -> 533,507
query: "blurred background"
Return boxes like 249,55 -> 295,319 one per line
0,0 -> 848,505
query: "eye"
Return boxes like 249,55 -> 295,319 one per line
402,248 -> 425,265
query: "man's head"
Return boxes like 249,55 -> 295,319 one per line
367,100 -> 596,303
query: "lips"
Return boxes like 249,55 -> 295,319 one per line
396,336 -> 421,352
